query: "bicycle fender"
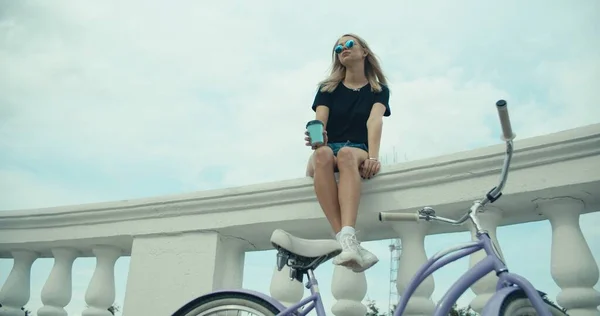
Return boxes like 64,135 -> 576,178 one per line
481,286 -> 548,316
172,288 -> 287,315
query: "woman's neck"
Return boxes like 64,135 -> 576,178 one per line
343,63 -> 368,87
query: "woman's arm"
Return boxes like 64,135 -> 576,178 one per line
366,103 -> 387,159
315,105 -> 329,129
305,105 -> 330,176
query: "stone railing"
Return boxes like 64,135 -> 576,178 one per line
1,123 -> 599,316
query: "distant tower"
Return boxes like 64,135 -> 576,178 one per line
388,238 -> 402,315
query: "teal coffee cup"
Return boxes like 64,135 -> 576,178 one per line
306,120 -> 325,146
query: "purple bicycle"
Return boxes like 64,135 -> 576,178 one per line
172,100 -> 567,316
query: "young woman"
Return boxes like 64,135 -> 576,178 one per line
305,33 -> 391,273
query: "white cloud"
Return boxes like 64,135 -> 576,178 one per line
0,0 -> 599,314
0,169 -> 100,210
2,0 -> 599,199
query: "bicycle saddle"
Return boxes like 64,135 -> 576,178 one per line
270,229 -> 342,258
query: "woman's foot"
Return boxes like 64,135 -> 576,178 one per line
333,228 -> 379,272
354,244 -> 379,272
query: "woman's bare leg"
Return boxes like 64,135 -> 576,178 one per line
333,146 -> 379,272
312,146 -> 342,233
335,147 -> 368,228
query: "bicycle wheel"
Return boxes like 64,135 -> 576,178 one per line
172,292 -> 281,316
499,291 -> 568,316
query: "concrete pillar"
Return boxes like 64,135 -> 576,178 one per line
122,231 -> 246,316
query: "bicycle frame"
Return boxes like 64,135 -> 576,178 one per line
392,231 -> 552,316
382,100 -> 553,316
275,270 -> 327,316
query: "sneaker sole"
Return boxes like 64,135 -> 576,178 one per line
351,258 -> 379,273
333,253 -> 363,269
339,260 -> 363,271
334,254 -> 379,273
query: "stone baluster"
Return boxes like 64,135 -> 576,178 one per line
536,197 -> 600,316
82,245 -> 122,316
38,247 -> 79,316
392,221 -> 435,315
331,266 -> 367,316
269,265 -> 304,307
0,250 -> 38,316
468,207 -> 505,313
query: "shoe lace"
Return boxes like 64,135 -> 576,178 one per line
340,233 -> 360,251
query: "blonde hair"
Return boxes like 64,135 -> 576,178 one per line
318,33 -> 388,93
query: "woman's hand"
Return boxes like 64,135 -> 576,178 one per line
360,158 -> 381,179
305,130 -> 328,150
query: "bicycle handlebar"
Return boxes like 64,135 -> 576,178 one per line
379,99 -> 515,225
379,212 -> 419,222
496,100 -> 515,141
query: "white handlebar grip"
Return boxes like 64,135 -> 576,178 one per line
496,100 -> 516,141
379,212 -> 419,222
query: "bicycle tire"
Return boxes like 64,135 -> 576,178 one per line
172,292 -> 281,316
499,290 -> 568,316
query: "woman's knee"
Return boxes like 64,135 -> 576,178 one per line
336,147 -> 358,169
314,146 -> 335,168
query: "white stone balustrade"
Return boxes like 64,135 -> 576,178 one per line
468,207 -> 505,314
0,124 -> 599,316
331,267 -> 367,316
38,247 -> 79,316
393,221 -> 435,315
83,246 -> 122,316
537,197 -> 600,316
0,250 -> 37,316
270,265 -> 304,307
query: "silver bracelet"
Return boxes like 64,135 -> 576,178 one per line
368,157 -> 379,161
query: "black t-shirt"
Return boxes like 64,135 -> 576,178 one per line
311,82 -> 391,146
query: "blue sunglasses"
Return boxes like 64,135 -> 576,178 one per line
334,39 -> 355,54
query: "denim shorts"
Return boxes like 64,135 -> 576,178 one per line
327,141 -> 368,156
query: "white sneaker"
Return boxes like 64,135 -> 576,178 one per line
333,233 -> 364,270
353,244 -> 379,273
332,234 -> 379,273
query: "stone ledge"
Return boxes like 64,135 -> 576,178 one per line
0,123 -> 599,257
2,123 -> 598,227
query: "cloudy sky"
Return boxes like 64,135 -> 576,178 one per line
1,0 -> 599,315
